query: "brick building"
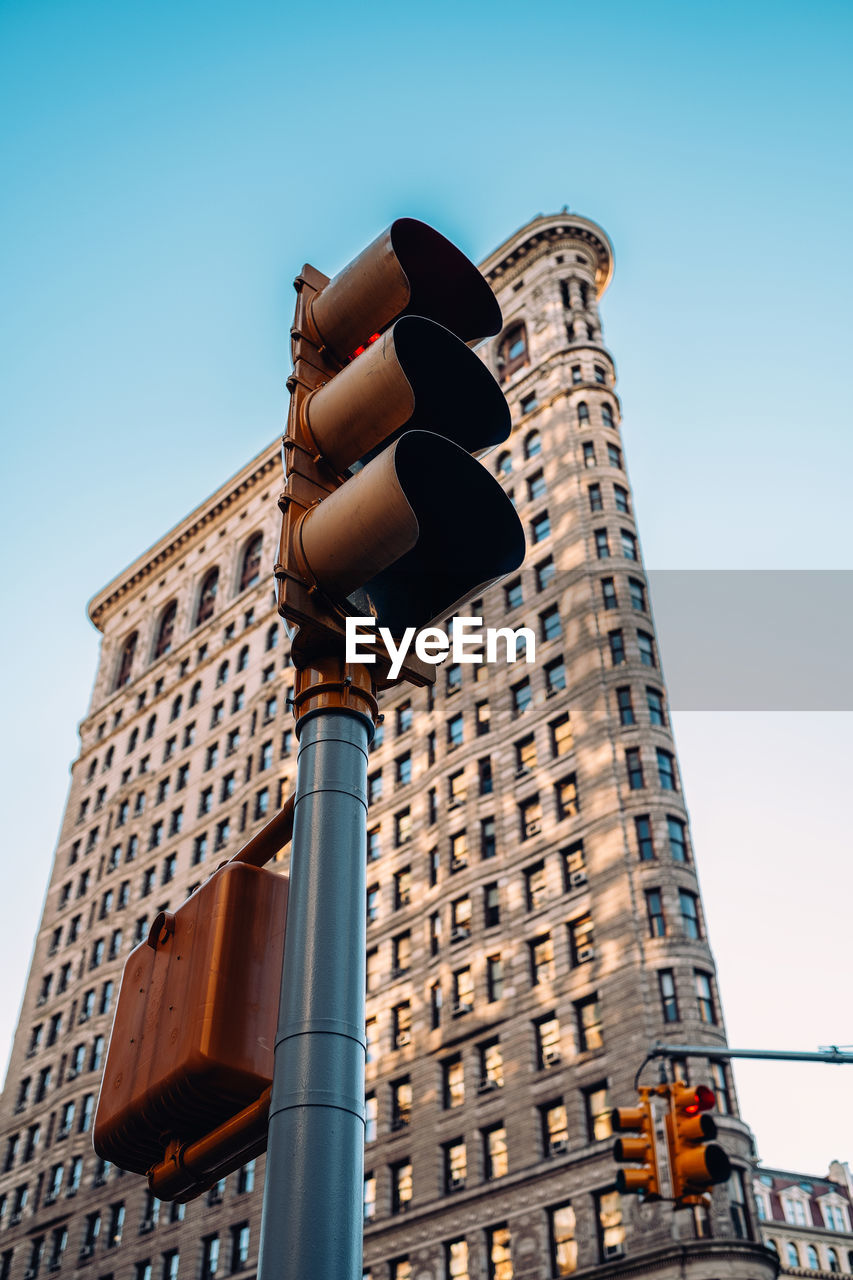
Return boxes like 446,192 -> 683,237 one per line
754,1161 -> 853,1278
0,212 -> 779,1280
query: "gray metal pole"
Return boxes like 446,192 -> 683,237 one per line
257,705 -> 372,1280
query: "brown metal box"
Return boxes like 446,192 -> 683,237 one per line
94,861 -> 288,1174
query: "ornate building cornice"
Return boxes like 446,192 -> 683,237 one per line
480,210 -> 614,297
87,442 -> 280,632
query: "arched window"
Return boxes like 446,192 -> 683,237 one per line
496,451 -> 512,478
153,601 -> 177,660
265,625 -> 279,653
828,1249 -> 840,1273
216,660 -> 229,687
807,1247 -> 820,1270
787,1244 -> 800,1268
170,695 -> 183,722
601,403 -> 614,430
239,533 -> 263,593
144,714 -> 156,741
524,430 -> 542,460
115,632 -> 138,690
189,681 -> 202,708
237,644 -> 250,671
577,401 -> 589,425
195,569 -> 219,628
497,322 -> 528,384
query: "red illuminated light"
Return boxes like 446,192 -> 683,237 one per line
684,1085 -> 716,1116
348,332 -> 382,362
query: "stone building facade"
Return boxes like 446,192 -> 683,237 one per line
754,1162 -> 853,1278
0,212 -> 778,1280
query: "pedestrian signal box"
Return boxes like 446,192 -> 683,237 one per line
93,862 -> 288,1187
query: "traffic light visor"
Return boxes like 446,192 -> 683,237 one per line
298,430 -> 526,633
309,218 -> 502,362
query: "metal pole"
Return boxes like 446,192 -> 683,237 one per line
650,1044 -> 853,1065
257,703 -> 372,1280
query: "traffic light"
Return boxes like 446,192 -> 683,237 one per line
665,1081 -> 732,1203
275,217 -> 526,683
611,1089 -> 660,1198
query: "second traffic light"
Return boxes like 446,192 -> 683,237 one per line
665,1082 -> 732,1204
276,218 -> 526,681
611,1090 -> 660,1199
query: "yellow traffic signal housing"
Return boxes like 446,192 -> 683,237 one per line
275,218 -> 526,683
611,1091 -> 660,1198
665,1081 -> 732,1203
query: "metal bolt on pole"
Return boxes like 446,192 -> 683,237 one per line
257,660 -> 376,1280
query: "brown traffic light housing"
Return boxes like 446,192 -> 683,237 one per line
665,1081 -> 732,1205
611,1088 -> 661,1199
275,218 -> 526,684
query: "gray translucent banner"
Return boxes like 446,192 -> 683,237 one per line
646,570 -> 853,711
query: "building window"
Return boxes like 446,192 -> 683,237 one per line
616,686 -> 635,726
520,796 -> 542,840
392,1002 -> 412,1049
646,686 -> 666,725
392,1077 -> 412,1130
536,556 -> 555,590
540,605 -> 561,642
531,510 -> 551,543
629,577 -> 647,611
450,831 -> 468,872
393,866 -> 411,909
528,469 -> 547,502
549,1202 -> 577,1277
620,528 -> 637,559
529,933 -> 555,985
626,748 -> 644,790
614,484 -> 630,513
541,1101 -> 568,1155
496,450 -> 512,477
637,630 -> 657,667
589,482 -> 603,511
447,713 -> 464,748
115,630 -> 138,690
695,971 -> 717,1023
487,953 -> 503,1001
646,890 -> 666,937
452,967 -> 474,1015
394,807 -> 412,845
446,663 -> 463,695
545,657 -> 566,693
562,840 -> 586,889
583,1082 -> 612,1142
498,323 -> 528,382
556,773 -> 579,819
600,577 -> 617,611
443,1139 -> 467,1193
391,1160 -> 412,1214
594,528 -> 610,559
568,914 -> 594,965
571,364 -> 581,384
710,1061 -> 731,1114
195,569 -> 219,628
487,1224 -> 512,1280
479,756 -> 493,795
657,748 -> 677,790
659,970 -> 679,1022
667,816 -> 688,861
367,770 -> 383,804
583,441 -> 597,468
524,860 -> 547,912
596,1190 -> 625,1260
575,995 -> 603,1051
153,602 -> 177,661
609,630 -> 625,665
728,1169 -> 750,1238
483,1124 -> 508,1180
679,890 -> 701,939
476,699 -> 491,735
535,1013 -> 561,1068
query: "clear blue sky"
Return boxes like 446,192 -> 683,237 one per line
2,0 -> 851,1174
